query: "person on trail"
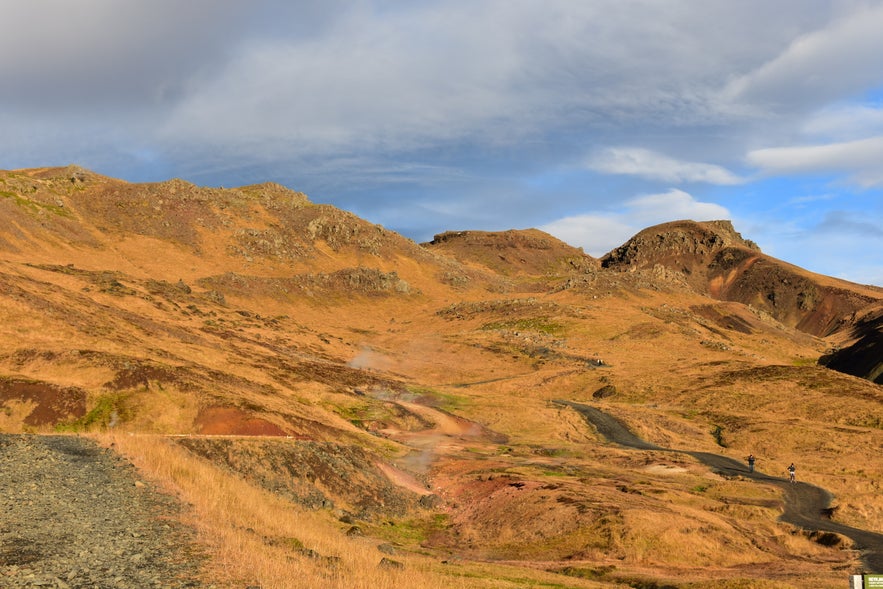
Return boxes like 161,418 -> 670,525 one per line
747,454 -> 755,473
787,463 -> 796,483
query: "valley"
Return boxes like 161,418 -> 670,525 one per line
1,166 -> 882,588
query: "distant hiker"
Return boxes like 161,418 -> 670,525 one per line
787,463 -> 796,483
747,454 -> 755,473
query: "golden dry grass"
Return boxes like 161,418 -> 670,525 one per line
97,432 -> 613,589
3,169 -> 881,587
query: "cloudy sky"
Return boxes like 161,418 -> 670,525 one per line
2,1 -> 883,286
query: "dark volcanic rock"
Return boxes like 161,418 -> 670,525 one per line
592,385 -> 617,399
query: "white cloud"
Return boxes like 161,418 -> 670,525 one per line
587,148 -> 743,185
539,215 -> 635,256
158,2 -> 831,160
541,189 -> 731,256
802,104 -> 883,141
746,136 -> 883,186
626,189 -> 731,225
722,4 -> 883,110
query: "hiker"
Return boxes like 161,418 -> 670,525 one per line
787,463 -> 796,483
747,454 -> 755,473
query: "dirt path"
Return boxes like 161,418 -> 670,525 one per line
0,434 -> 207,588
555,400 -> 883,573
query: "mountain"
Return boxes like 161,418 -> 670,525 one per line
1,166 -> 881,587
601,219 -> 883,378
603,220 -> 880,331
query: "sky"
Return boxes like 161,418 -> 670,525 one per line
2,1 -> 883,286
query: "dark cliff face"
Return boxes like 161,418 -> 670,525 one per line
708,254 -> 878,337
820,308 -> 883,384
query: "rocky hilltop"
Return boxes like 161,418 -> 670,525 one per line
1,166 -> 882,587
424,228 -> 598,279
603,219 -> 883,345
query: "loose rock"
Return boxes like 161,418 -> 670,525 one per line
0,435 -> 207,587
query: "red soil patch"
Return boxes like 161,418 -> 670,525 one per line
0,378 -> 87,425
194,406 -> 288,436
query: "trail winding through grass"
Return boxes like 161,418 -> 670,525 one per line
555,400 -> 883,573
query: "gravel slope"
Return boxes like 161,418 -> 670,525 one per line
0,435 -> 208,588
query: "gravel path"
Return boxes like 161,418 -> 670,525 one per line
556,400 -> 883,573
0,434 -> 208,588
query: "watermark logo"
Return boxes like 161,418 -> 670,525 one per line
851,574 -> 883,589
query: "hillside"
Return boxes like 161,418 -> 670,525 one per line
423,229 -> 598,284
1,166 -> 882,588
602,220 -> 883,338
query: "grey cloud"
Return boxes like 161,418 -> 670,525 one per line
0,1 -> 261,109
155,2 -> 770,161
2,1 -> 845,165
587,148 -> 743,185
721,3 -> 883,113
747,136 -> 883,186
815,211 -> 883,238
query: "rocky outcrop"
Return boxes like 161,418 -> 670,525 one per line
602,220 -> 758,271
0,166 -> 433,273
601,219 -> 883,340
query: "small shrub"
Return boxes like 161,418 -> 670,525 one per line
710,424 -> 727,447
56,393 -> 130,431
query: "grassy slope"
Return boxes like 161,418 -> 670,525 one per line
1,167 -> 881,588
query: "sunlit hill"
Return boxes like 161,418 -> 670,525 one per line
2,165 -> 882,588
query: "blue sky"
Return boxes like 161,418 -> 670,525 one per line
2,1 -> 882,286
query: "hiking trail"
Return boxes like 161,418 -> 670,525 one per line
555,400 -> 883,573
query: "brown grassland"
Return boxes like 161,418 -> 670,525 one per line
1,166 -> 882,588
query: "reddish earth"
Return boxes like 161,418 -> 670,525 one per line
0,378 -> 86,425
193,406 -> 289,436
3,167 -> 883,586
